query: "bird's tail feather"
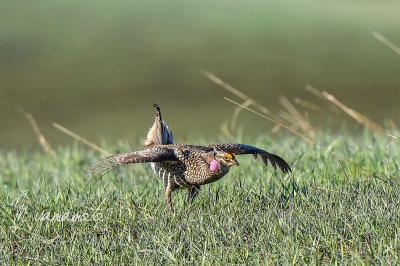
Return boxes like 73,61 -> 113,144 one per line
144,104 -> 174,147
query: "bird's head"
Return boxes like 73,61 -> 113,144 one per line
214,151 -> 239,167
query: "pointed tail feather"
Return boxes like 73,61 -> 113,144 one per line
144,104 -> 174,147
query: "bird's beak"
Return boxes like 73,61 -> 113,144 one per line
232,158 -> 239,166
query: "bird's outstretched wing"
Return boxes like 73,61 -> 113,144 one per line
207,143 -> 291,173
87,147 -> 178,178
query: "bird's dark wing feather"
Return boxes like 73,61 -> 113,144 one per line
207,143 -> 291,173
87,147 -> 178,178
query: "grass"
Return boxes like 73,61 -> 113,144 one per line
1,131 -> 400,264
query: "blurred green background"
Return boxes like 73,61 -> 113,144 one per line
1,0 -> 399,149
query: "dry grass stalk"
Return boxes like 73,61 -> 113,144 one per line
230,100 -> 252,130
220,123 -> 236,141
306,85 -> 340,114
224,97 -> 315,145
306,85 -> 384,134
200,70 -> 256,107
321,91 -> 384,134
279,111 -> 301,127
387,119 -> 399,131
18,108 -> 55,156
200,69 -> 288,132
293,97 -> 319,111
52,123 -> 109,155
200,69 -> 273,115
278,111 -> 309,136
385,134 -> 399,151
271,125 -> 282,133
372,31 -> 400,57
279,96 -> 316,139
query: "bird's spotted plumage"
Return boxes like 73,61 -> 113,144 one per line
88,104 -> 291,210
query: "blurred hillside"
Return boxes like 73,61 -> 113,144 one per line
1,0 -> 399,148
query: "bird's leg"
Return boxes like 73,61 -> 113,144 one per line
165,186 -> 174,212
187,185 -> 200,204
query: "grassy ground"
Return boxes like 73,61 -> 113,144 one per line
0,131 -> 399,264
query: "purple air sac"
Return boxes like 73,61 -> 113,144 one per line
209,160 -> 220,172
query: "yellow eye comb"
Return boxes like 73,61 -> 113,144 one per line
225,153 -> 234,160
